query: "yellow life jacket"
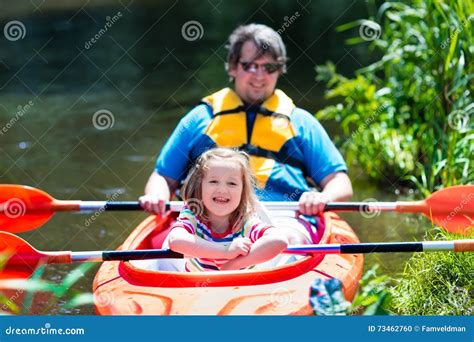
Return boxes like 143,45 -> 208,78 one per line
200,88 -> 305,188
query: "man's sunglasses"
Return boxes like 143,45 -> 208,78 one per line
239,61 -> 282,74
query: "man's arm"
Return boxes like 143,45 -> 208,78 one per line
320,171 -> 353,201
140,105 -> 211,214
291,109 -> 353,216
139,171 -> 180,214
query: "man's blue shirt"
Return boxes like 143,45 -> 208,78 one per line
156,104 -> 347,201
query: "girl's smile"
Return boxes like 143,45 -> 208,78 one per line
201,159 -> 243,228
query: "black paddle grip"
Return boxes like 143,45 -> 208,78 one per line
104,202 -> 142,210
341,242 -> 423,253
103,249 -> 184,261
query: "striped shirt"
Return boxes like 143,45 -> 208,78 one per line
171,207 -> 272,272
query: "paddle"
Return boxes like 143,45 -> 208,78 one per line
0,184 -> 472,234
0,232 -> 472,280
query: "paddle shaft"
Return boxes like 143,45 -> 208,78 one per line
285,240 -> 473,254
15,240 -> 472,265
73,201 -> 401,212
3,184 -> 472,234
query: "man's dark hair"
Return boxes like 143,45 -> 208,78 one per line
226,23 -> 288,74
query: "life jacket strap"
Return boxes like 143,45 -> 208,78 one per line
239,143 -> 306,174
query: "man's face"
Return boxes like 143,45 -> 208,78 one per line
228,40 -> 282,104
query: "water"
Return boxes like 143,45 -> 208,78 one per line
0,1 -> 426,315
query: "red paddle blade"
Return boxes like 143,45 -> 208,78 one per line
0,185 -> 55,233
426,185 -> 474,235
0,231 -> 42,279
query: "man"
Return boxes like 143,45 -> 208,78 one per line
140,23 -> 352,216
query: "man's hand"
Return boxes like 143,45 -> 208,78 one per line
139,194 -> 168,215
298,191 -> 330,216
140,172 -> 178,215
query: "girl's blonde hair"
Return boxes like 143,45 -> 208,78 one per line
181,148 -> 259,233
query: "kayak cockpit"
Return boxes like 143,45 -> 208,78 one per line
93,211 -> 363,314
115,211 -> 329,287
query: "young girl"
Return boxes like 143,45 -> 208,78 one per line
167,148 -> 289,271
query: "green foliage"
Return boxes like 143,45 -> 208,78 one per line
310,245 -> 472,316
390,229 -> 473,315
310,266 -> 393,315
316,0 -> 473,192
350,265 -> 392,315
0,263 -> 95,315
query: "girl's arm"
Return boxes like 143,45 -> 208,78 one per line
168,227 -> 251,259
220,228 -> 288,270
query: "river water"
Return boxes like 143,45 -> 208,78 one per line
0,1 -> 426,314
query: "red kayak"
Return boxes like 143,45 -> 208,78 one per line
93,211 -> 363,315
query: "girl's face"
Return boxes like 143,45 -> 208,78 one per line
201,159 -> 243,222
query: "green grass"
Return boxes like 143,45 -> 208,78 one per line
0,262 -> 96,315
389,229 -> 473,315
350,265 -> 392,315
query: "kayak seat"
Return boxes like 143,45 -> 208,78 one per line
131,225 -> 186,271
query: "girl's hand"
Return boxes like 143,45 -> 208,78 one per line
227,237 -> 252,259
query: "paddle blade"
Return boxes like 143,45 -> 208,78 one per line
0,185 -> 55,232
426,185 -> 474,235
397,186 -> 474,234
0,232 -> 43,279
